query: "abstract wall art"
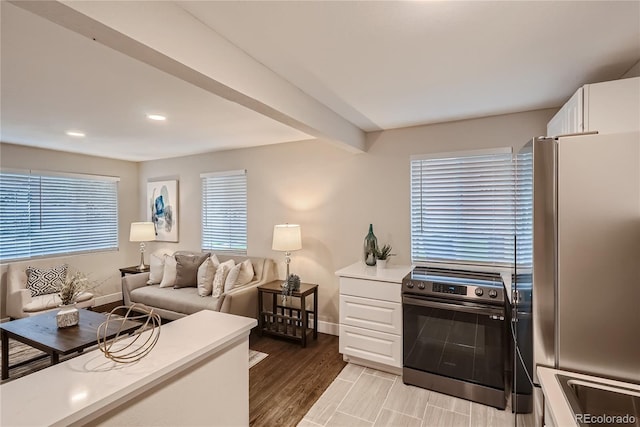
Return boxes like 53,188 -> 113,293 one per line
147,180 -> 178,242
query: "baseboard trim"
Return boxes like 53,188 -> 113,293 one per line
317,320 -> 339,336
94,292 -> 123,306
345,355 -> 402,376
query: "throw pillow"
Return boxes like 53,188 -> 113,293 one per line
224,262 -> 243,293
212,259 -> 235,298
210,253 -> 221,269
235,259 -> 255,287
159,255 -> 177,288
147,253 -> 167,285
212,264 -> 228,298
197,257 -> 217,296
26,264 -> 68,297
174,253 -> 210,288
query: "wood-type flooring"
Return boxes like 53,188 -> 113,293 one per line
249,330 -> 346,427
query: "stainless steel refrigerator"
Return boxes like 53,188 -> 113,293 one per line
512,132 -> 640,423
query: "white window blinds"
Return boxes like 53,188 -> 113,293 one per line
515,149 -> 533,268
201,170 -> 247,254
410,149 -> 515,268
0,170 -> 119,261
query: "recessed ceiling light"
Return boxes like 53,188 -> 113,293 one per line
147,114 -> 166,121
66,131 -> 85,137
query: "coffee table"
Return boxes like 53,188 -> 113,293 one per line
1,309 -> 140,380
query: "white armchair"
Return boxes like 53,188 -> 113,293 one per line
6,263 -> 94,319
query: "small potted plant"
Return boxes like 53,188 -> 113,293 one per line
374,244 -> 394,270
281,274 -> 301,303
56,271 -> 96,328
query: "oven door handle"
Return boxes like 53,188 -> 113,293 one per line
403,295 -> 505,318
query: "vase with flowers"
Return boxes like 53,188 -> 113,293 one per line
56,271 -> 95,328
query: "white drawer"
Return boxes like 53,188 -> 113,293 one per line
339,324 -> 402,368
339,277 -> 401,302
340,294 -> 401,335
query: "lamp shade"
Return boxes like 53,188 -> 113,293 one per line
129,222 -> 156,242
272,224 -> 302,251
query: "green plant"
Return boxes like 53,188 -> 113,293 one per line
282,274 -> 301,297
374,244 -> 393,260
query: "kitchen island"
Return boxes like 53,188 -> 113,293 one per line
0,310 -> 256,426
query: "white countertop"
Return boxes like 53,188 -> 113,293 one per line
0,310 -> 256,427
537,366 -> 640,427
335,261 -> 414,284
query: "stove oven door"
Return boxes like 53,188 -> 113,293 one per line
403,295 -> 507,393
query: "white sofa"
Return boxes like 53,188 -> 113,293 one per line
122,253 -> 277,320
6,260 -> 95,319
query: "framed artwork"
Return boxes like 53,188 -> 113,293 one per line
147,180 -> 178,242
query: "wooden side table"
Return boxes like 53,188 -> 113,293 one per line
257,280 -> 318,347
119,266 -> 150,277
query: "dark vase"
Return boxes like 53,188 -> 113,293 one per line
363,224 -> 378,266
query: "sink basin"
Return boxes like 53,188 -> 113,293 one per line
557,374 -> 640,427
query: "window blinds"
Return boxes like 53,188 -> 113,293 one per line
201,170 -> 247,254
515,149 -> 533,268
0,170 -> 119,261
410,150 -> 516,268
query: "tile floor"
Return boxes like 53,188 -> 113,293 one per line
298,364 -> 511,427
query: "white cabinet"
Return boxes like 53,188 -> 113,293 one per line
547,88 -> 583,136
335,262 -> 413,375
340,294 -> 402,334
547,77 -> 640,137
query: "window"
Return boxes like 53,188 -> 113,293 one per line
515,148 -> 533,268
201,170 -> 247,254
0,170 -> 119,261
410,149 -> 515,269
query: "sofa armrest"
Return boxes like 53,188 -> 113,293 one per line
220,282 -> 262,319
122,273 -> 151,306
7,264 -> 32,319
7,288 -> 32,319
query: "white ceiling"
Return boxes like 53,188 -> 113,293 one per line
2,1 -> 639,161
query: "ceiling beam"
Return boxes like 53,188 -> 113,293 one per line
13,0 -> 365,153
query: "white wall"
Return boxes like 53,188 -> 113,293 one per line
139,108 -> 556,327
0,143 -> 140,318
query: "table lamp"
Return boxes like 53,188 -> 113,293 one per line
272,224 -> 302,281
129,222 -> 156,270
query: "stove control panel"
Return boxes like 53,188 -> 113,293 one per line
402,271 -> 505,304
432,282 -> 467,295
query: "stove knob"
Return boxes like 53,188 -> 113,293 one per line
406,282 -> 414,289
418,282 -> 426,290
488,289 -> 498,298
475,288 -> 484,297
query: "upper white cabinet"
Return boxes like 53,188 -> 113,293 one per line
547,77 -> 640,137
547,88 -> 583,136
